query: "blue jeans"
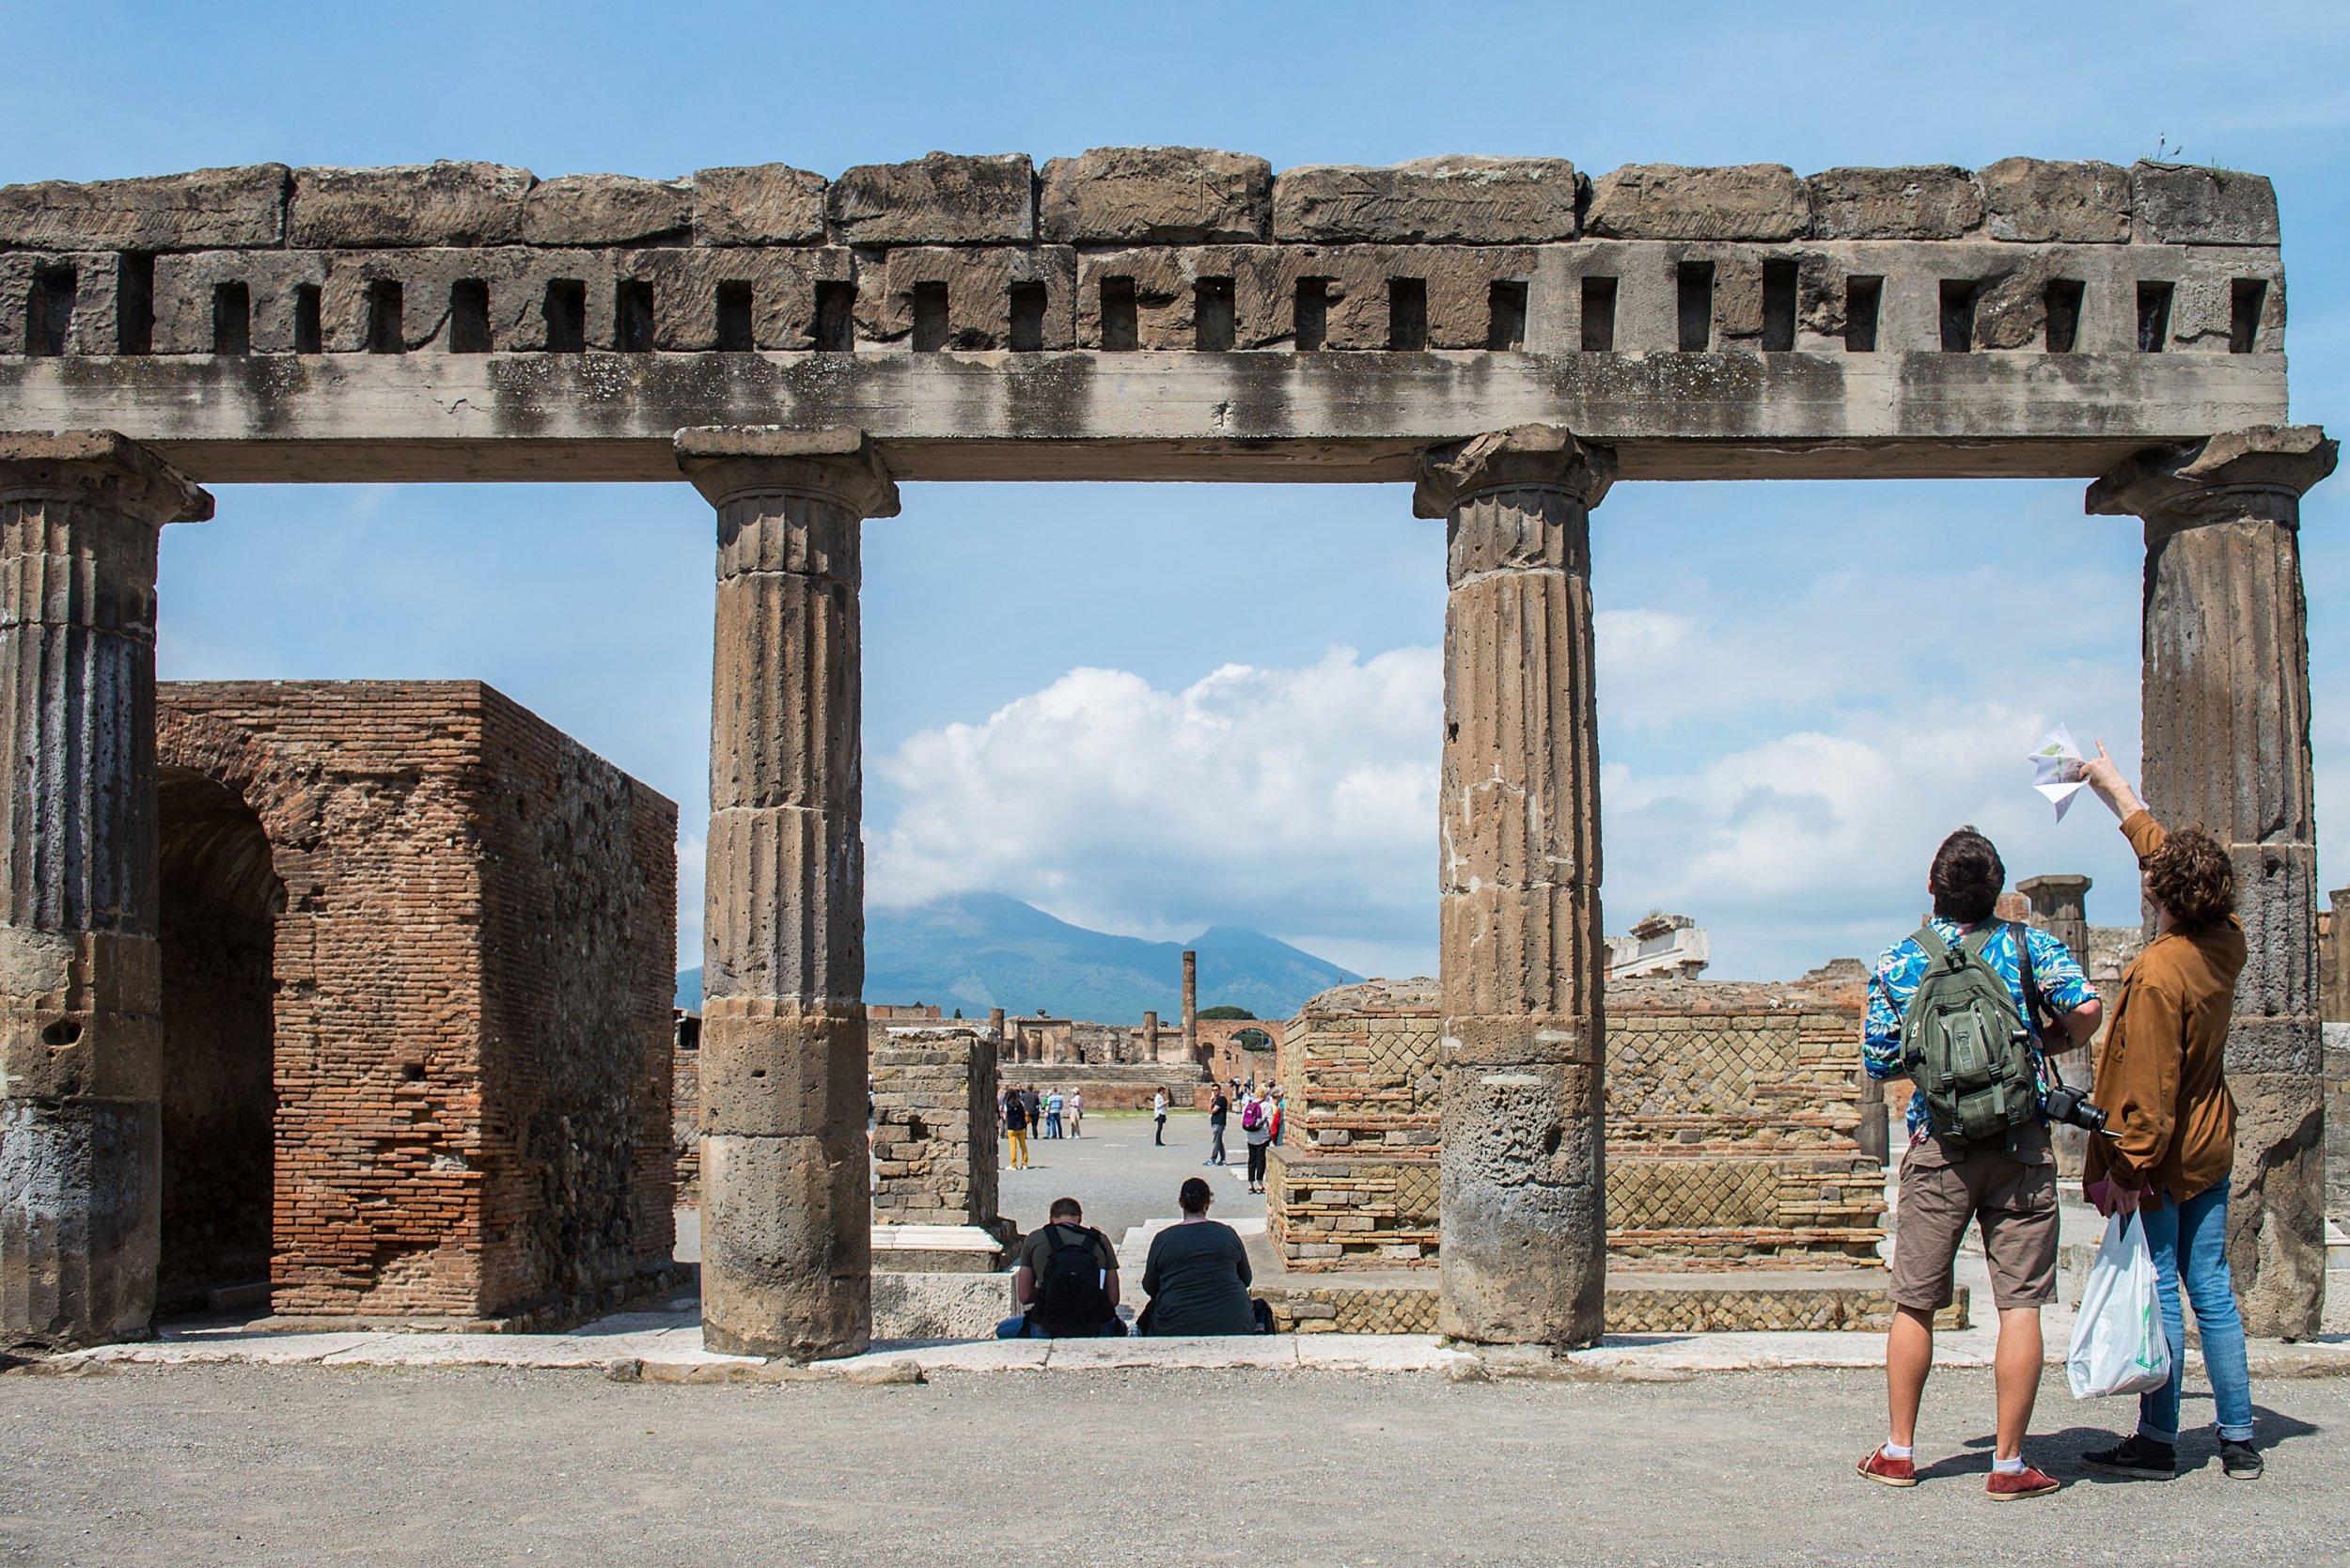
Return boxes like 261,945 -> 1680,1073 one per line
2138,1179 -> 2255,1445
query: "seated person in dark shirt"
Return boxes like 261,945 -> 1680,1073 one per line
1139,1178 -> 1273,1335
996,1197 -> 1125,1339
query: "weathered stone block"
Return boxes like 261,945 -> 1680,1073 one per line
149,252 -> 329,354
697,1006 -> 866,1137
289,163 -> 533,248
699,1131 -> 870,1357
828,152 -> 1034,245
2226,1071 -> 2326,1338
1978,158 -> 2130,243
864,245 -> 1076,351
620,245 -> 853,351
0,1097 -> 161,1349
2131,164 -> 2280,246
0,165 -> 289,252
520,173 -> 691,246
1272,157 -> 1577,243
1805,165 -> 1982,240
1584,165 -> 1806,242
692,165 -> 828,246
1040,147 -> 1271,244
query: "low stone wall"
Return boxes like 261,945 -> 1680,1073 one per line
1269,971 -> 1885,1274
870,1032 -> 997,1229
1266,981 -> 1441,1270
1606,974 -> 1884,1268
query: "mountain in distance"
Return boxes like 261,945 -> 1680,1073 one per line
674,891 -> 1361,1023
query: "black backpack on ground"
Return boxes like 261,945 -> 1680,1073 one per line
1033,1224 -> 1111,1335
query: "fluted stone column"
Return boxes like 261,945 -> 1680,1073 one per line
1417,424 -> 1616,1346
1,431 -> 211,1350
2089,423 -> 2339,1338
678,426 -> 897,1360
1181,949 -> 1198,1064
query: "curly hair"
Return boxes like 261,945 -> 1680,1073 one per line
1929,826 -> 2005,923
2145,828 -> 2236,930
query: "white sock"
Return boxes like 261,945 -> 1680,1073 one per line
1992,1455 -> 2026,1475
1880,1442 -> 1912,1460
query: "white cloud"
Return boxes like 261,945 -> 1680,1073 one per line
866,648 -> 1440,973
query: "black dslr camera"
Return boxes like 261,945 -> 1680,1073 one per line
2041,1063 -> 2108,1135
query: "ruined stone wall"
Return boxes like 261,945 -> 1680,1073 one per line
671,1016 -> 700,1206
1198,1017 -> 1286,1088
155,682 -> 676,1324
870,1031 -> 997,1229
1269,972 -> 1883,1273
1606,978 -> 1882,1268
474,690 -> 678,1312
1266,982 -> 1441,1271
0,154 -> 2283,369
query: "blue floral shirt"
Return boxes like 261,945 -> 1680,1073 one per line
1863,919 -> 2096,1141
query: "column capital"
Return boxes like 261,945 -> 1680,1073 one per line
0,430 -> 212,525
674,426 -> 901,518
2086,424 -> 2336,536
1412,424 -> 1616,520
2014,872 -> 2091,904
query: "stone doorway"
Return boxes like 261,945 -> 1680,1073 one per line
155,766 -> 282,1315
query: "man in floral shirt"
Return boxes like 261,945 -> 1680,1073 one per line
1856,826 -> 2101,1500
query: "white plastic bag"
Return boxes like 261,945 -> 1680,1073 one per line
2066,1213 -> 2173,1400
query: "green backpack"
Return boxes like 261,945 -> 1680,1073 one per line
1901,922 -> 2040,1146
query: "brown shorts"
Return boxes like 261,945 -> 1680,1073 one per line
1889,1122 -> 2059,1312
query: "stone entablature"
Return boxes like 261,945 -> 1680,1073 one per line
0,153 -> 2281,360
0,152 -> 2289,485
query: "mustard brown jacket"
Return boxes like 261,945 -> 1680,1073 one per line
2082,810 -> 2244,1206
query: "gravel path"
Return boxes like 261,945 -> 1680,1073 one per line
2,1362 -> 2342,1566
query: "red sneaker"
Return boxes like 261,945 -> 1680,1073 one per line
1856,1449 -> 1917,1487
1986,1464 -> 2060,1500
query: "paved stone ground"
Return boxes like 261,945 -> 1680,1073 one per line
3,1362 -> 2343,1567
998,1107 -> 1266,1243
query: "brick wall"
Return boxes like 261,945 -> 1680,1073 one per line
870,1031 -> 997,1228
672,1013 -> 701,1205
1265,981 -> 1440,1271
155,681 -> 675,1324
1268,972 -> 1884,1274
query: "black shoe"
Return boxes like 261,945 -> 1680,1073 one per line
2080,1434 -> 2175,1480
2219,1440 -> 2264,1480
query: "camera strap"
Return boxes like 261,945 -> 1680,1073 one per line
2012,921 -> 2057,1043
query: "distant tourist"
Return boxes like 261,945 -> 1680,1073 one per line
1242,1090 -> 1274,1193
1856,824 -> 2101,1499
1023,1086 -> 1043,1138
1206,1089 -> 1230,1167
1152,1090 -> 1168,1146
1068,1090 -> 1084,1138
1045,1088 -> 1065,1139
996,1198 -> 1123,1339
1003,1087 -> 1031,1170
1138,1178 -> 1270,1336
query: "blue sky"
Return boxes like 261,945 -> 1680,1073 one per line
11,0 -> 2347,981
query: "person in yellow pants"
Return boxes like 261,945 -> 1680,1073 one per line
1005,1089 -> 1031,1169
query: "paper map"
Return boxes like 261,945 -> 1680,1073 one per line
2030,726 -> 2088,821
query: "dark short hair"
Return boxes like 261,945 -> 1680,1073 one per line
1930,826 -> 2005,923
1179,1178 -> 1214,1215
1048,1197 -> 1083,1220
2146,828 -> 2236,930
